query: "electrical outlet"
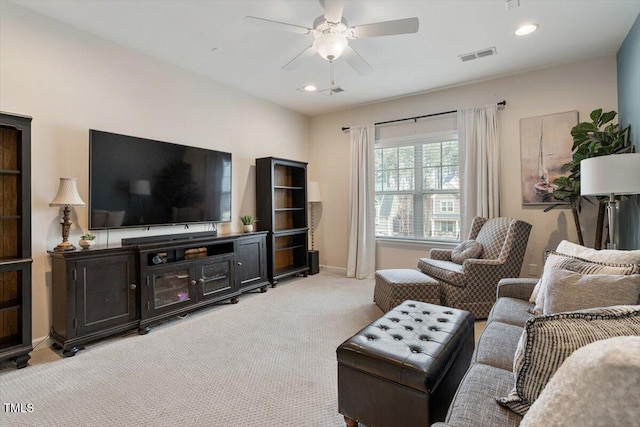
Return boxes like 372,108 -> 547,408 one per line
528,264 -> 538,276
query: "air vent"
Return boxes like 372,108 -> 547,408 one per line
319,87 -> 344,95
458,47 -> 497,62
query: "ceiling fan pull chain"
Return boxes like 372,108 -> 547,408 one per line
330,60 -> 335,95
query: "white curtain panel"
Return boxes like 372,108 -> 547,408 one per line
347,124 -> 376,279
458,104 -> 501,237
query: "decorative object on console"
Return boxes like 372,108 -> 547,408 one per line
240,215 -> 257,233
78,233 -> 96,249
50,177 -> 85,251
580,153 -> 640,249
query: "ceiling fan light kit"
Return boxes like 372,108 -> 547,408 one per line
246,0 -> 419,76
313,32 -> 348,60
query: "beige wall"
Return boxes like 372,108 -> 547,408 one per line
309,56 -> 617,275
0,3 -> 310,342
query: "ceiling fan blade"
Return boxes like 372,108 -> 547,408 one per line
321,0 -> 345,23
342,46 -> 373,76
351,17 -> 419,39
244,16 -> 314,35
282,45 -> 316,71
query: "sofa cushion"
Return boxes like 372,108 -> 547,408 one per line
473,321 -> 524,371
451,240 -> 483,264
540,265 -> 640,314
418,258 -> 466,286
497,305 -> 640,416
488,298 -> 534,327
446,364 -> 522,427
519,336 -> 640,427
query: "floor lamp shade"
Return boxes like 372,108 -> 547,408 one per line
581,153 -> 640,249
308,181 -> 322,203
580,153 -> 640,197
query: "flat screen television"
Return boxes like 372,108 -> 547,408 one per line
89,130 -> 231,230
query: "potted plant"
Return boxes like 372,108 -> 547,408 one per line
240,215 -> 257,233
545,109 -> 631,247
79,233 -> 96,249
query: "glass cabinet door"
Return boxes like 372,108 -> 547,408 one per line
197,254 -> 235,301
149,263 -> 194,310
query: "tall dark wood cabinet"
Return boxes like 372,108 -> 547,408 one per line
49,246 -> 139,357
0,112 -> 32,369
256,157 -> 309,285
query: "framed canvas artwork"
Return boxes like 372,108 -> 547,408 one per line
520,111 -> 578,204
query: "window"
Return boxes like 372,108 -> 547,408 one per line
374,132 -> 460,241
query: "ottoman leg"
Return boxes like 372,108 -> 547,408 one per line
344,416 -> 358,427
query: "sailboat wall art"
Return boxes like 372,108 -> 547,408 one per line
520,111 -> 578,204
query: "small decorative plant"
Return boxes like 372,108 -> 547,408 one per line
240,215 -> 257,225
79,233 -> 96,249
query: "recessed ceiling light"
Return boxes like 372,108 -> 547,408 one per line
302,84 -> 317,92
515,24 -> 539,36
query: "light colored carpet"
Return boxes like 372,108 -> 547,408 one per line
0,270 -> 383,427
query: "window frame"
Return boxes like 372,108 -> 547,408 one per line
374,131 -> 460,243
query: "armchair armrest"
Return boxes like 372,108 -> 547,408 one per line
430,248 -> 453,261
462,258 -> 503,267
497,278 -> 538,301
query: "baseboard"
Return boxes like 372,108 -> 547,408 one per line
320,265 -> 347,275
32,335 -> 53,350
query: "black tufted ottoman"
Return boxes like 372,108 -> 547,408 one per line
336,301 -> 475,427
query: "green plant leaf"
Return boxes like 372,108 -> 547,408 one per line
600,111 -> 617,124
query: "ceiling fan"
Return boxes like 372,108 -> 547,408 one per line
245,0 -> 420,76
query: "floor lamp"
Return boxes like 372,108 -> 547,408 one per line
581,153 -> 640,249
308,181 -> 322,274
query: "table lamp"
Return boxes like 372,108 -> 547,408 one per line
580,153 -> 640,249
50,177 -> 85,251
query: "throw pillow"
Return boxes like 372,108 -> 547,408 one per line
451,239 -> 482,264
520,336 -> 640,427
530,251 -> 640,314
541,264 -> 640,314
556,240 -> 640,264
496,305 -> 640,416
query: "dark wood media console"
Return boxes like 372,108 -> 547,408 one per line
49,231 -> 268,356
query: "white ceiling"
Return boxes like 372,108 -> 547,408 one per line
10,0 -> 640,116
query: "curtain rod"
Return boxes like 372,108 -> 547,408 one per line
341,100 -> 507,132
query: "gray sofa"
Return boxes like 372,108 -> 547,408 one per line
433,277 -> 539,427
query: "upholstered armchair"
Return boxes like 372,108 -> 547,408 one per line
418,216 -> 532,319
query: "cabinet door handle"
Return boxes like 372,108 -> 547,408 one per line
237,262 -> 242,266
130,283 -> 136,290
176,274 -> 189,279
198,278 -> 205,285
191,280 -> 197,286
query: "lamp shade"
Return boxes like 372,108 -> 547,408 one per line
581,153 -> 640,196
49,177 -> 85,207
129,179 -> 151,195
308,181 -> 322,203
